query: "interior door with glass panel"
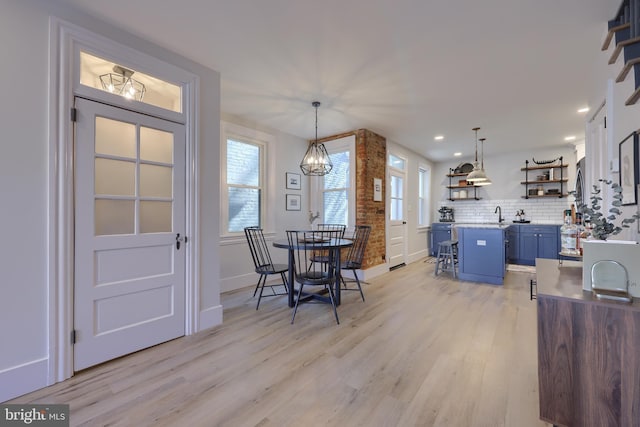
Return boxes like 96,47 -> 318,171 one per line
389,163 -> 407,269
73,97 -> 185,371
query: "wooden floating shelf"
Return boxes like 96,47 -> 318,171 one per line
521,179 -> 569,184
520,164 -> 568,171
446,173 -> 470,177
446,185 -> 478,189
448,197 -> 482,201
522,194 -> 567,199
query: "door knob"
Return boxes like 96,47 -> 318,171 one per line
176,233 -> 187,250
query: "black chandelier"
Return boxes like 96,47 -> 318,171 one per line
300,101 -> 333,176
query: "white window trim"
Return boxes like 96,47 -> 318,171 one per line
310,135 -> 356,230
220,121 -> 275,241
418,163 -> 431,228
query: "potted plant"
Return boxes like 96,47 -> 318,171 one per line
574,179 -> 640,240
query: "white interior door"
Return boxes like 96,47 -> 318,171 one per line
389,170 -> 407,268
74,97 -> 186,371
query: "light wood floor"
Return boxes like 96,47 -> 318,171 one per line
11,260 -> 548,427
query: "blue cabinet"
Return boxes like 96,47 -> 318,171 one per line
430,223 -> 453,256
516,225 -> 560,266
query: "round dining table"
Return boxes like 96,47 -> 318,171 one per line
272,237 -> 353,307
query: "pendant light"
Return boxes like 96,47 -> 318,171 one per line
466,127 -> 489,183
300,101 -> 333,176
474,138 -> 492,186
99,65 -> 146,101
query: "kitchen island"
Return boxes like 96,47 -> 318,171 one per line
455,224 -> 509,285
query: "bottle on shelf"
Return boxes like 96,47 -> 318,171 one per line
560,211 -> 579,256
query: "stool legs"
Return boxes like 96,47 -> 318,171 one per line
435,240 -> 458,278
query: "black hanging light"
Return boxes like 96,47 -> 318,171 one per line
300,101 -> 333,176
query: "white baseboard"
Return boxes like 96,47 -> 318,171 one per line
360,263 -> 390,280
0,358 -> 48,402
198,305 -> 223,331
408,249 -> 429,265
220,272 -> 255,293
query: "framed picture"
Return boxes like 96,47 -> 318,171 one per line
286,194 -> 301,211
373,178 -> 382,201
618,132 -> 638,206
286,172 -> 301,190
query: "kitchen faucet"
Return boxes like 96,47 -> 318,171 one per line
494,206 -> 504,223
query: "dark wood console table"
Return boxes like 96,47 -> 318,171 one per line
536,258 -> 640,427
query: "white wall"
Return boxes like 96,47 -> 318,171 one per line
0,0 -> 221,402
219,113 -> 309,293
432,146 -> 577,224
386,141 -> 434,263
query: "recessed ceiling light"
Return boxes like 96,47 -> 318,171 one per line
454,152 -> 462,157
564,135 -> 576,141
434,135 -> 444,141
577,107 -> 589,113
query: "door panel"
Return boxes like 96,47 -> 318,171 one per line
389,170 -> 406,268
74,97 -> 186,371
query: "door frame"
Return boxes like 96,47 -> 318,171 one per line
48,18 -> 201,383
386,152 -> 408,268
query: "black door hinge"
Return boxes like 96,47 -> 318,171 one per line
71,329 -> 77,344
70,108 -> 77,122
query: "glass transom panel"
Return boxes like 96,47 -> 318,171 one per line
389,154 -> 405,170
80,51 -> 182,113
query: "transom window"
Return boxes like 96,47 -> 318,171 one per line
79,51 -> 182,113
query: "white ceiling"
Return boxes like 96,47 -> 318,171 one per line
56,0 -> 619,162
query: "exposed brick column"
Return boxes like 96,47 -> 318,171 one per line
318,129 -> 387,270
354,129 -> 386,269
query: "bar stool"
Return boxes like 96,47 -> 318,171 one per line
435,240 -> 458,278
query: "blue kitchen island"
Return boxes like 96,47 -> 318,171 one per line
455,224 -> 509,285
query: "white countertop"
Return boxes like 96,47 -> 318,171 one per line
454,223 -> 510,229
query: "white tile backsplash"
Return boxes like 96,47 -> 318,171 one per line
439,198 -> 570,224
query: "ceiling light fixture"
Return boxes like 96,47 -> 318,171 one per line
300,101 -> 333,176
577,107 -> 590,113
466,127 -> 490,184
434,135 -> 444,141
564,135 -> 577,141
454,152 -> 462,157
100,65 -> 146,101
